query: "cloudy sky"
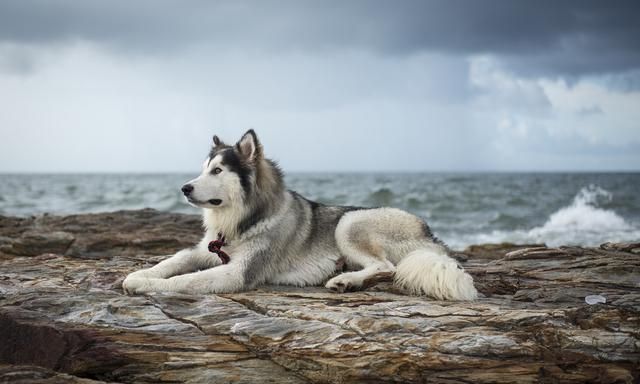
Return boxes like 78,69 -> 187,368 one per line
1,1 -> 639,172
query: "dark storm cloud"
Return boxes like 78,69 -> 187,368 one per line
0,0 -> 639,76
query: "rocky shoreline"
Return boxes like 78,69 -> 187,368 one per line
0,209 -> 638,383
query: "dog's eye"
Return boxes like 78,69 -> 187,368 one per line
213,167 -> 222,175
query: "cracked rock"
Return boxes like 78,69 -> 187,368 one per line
0,210 -> 638,383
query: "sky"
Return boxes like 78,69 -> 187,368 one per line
1,1 -> 639,172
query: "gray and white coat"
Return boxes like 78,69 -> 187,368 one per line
123,130 -> 478,301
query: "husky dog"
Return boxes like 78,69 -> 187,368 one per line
123,130 -> 477,300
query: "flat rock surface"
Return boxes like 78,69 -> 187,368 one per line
0,209 -> 638,383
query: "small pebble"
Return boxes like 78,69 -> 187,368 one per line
585,295 -> 606,305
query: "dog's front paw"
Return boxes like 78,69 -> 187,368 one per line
122,275 -> 141,295
122,275 -> 162,295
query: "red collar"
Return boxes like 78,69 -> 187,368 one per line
208,232 -> 230,264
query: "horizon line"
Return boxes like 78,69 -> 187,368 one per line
1,169 -> 639,175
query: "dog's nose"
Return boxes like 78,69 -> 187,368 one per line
181,184 -> 194,196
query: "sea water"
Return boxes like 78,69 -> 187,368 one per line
1,172 -> 639,250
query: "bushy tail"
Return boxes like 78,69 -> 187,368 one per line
394,248 -> 478,301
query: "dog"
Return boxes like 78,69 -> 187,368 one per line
123,130 -> 477,300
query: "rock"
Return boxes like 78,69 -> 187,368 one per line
601,242 -> 640,254
1,231 -> 75,257
0,209 -> 201,259
0,210 -> 638,383
462,243 -> 545,260
0,364 -> 108,383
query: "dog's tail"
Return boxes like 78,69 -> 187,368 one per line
394,247 -> 478,301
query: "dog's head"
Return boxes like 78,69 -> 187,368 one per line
182,129 -> 278,209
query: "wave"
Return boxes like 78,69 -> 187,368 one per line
529,185 -> 632,239
489,213 -> 526,228
365,187 -> 395,207
451,185 -> 640,249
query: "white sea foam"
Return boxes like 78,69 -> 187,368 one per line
452,185 -> 640,249
528,185 -> 632,241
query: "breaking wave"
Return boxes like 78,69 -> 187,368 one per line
452,185 -> 640,249
529,185 -> 631,238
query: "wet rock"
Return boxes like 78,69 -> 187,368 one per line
0,210 -> 638,383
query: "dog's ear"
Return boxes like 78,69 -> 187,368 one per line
236,129 -> 261,162
213,135 -> 224,147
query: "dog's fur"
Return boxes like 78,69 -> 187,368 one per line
123,130 -> 478,300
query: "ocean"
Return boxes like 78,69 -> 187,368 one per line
1,172 -> 639,250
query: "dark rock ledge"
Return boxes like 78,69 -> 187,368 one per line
0,209 -> 638,383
